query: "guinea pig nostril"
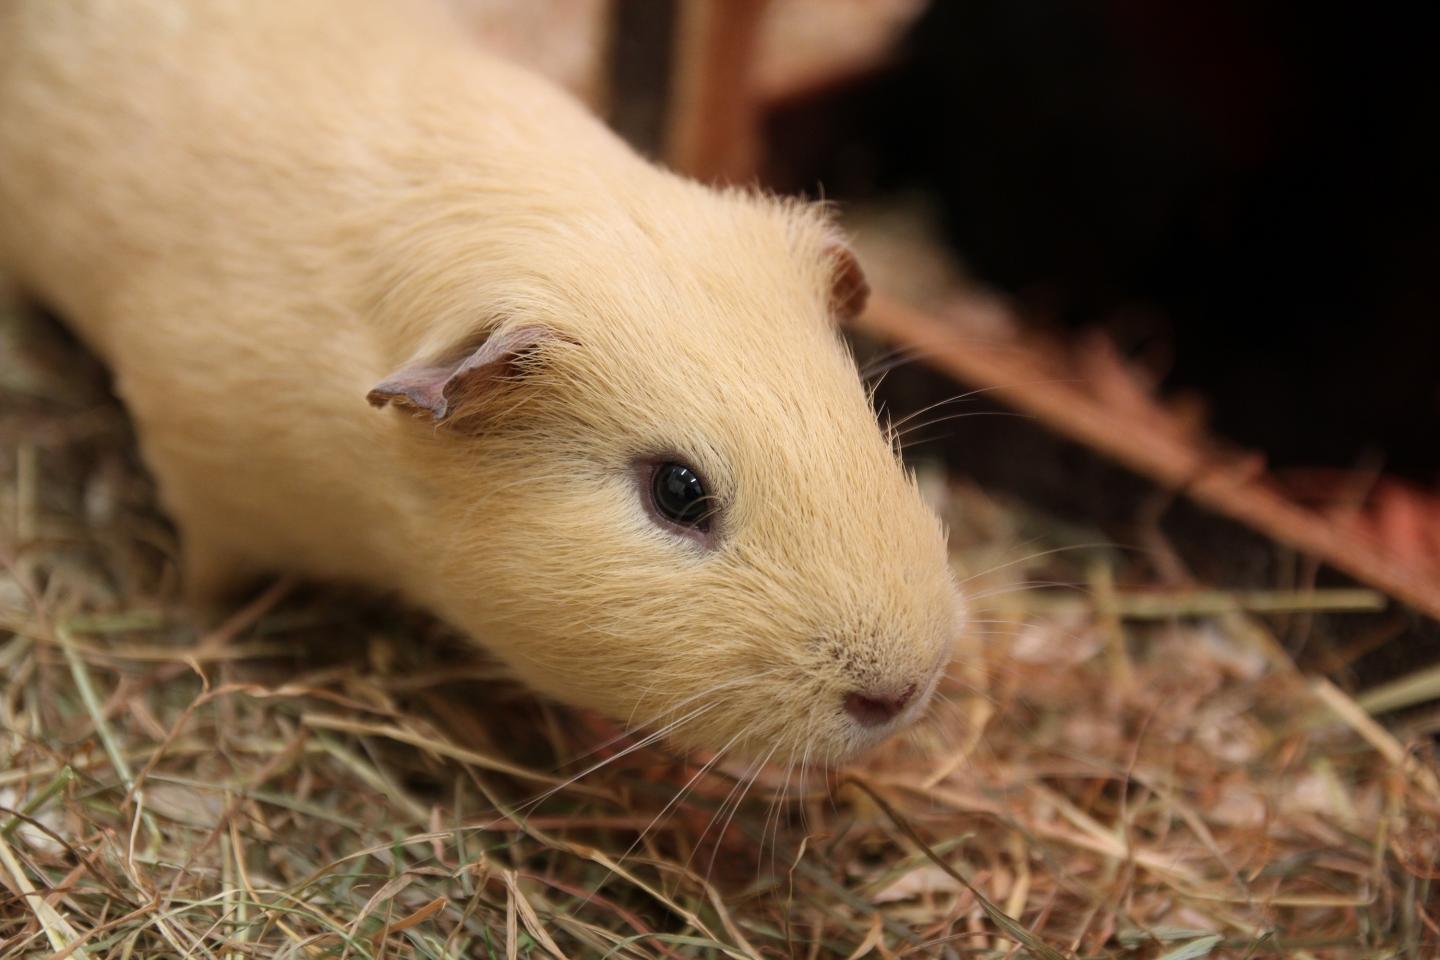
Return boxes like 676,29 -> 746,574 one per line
843,682 -> 917,727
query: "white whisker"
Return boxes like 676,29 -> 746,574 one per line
499,698 -> 724,825
609,728 -> 744,872
705,741 -> 779,884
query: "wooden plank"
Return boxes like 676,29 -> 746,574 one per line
856,295 -> 1440,621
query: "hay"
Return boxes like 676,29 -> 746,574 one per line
1,299 -> 1436,958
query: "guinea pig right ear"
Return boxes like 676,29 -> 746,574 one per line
366,324 -> 556,423
825,239 -> 870,324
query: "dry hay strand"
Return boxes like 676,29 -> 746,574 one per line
1,299 -> 1437,959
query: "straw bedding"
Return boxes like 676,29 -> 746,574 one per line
1,299 -> 1435,958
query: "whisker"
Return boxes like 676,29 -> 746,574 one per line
859,344 -> 932,382
688,750 -> 766,877
502,699 -> 724,822
956,541 -> 1120,588
565,669 -> 781,773
885,385 -> 1008,434
886,377 -> 1081,431
706,741 -> 779,884
796,733 -> 815,835
961,580 -> 1092,604
893,409 -> 1035,441
607,728 -> 745,875
759,745 -> 800,882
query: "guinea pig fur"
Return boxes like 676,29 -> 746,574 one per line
0,0 -> 963,763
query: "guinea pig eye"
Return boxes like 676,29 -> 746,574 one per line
650,462 -> 713,531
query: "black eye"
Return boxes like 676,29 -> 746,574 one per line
651,462 -> 712,531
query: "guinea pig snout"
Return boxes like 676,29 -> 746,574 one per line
843,682 -> 917,727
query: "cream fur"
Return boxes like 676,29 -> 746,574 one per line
0,0 -> 961,761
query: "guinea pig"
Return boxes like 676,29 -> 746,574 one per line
0,0 -> 962,763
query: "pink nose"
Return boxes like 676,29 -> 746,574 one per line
843,682 -> 918,727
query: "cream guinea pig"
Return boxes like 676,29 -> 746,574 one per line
0,0 -> 962,762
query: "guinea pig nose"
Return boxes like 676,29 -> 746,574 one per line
843,682 -> 918,727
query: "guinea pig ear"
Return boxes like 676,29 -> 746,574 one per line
366,324 -> 554,423
826,239 -> 870,324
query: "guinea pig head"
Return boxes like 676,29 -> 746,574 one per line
369,194 -> 962,765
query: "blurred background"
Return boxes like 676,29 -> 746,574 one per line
767,1 -> 1439,484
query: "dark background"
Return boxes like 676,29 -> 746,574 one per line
765,0 -> 1440,485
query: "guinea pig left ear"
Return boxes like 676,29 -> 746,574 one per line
826,239 -> 870,324
366,324 -> 554,423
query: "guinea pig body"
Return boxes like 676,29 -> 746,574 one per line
0,0 -> 961,761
